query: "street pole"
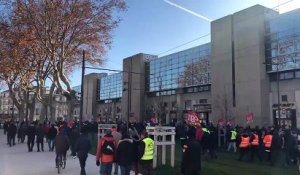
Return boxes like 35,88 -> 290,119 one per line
79,50 -> 85,130
25,91 -> 29,123
276,64 -> 281,127
127,57 -> 132,131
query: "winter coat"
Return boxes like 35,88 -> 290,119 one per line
47,127 -> 57,140
181,137 -> 201,174
112,131 -> 122,148
96,134 -> 116,163
76,134 -> 91,158
7,124 -> 17,137
70,127 -> 80,144
26,125 -> 36,139
116,139 -> 135,166
55,134 -> 70,154
36,126 -> 45,142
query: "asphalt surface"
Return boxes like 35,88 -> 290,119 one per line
0,130 -> 138,175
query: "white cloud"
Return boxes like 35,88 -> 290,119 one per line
163,0 -> 212,22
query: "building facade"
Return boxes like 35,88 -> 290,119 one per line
92,5 -> 300,127
4,5 -> 296,126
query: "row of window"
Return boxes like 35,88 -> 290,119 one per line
100,73 -> 123,100
269,70 -> 300,81
149,44 -> 211,92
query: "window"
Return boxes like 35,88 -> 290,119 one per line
279,72 -> 294,80
35,108 -> 39,115
281,95 -> 288,102
187,88 -> 193,93
185,100 -> 192,110
199,99 -> 208,104
295,71 -> 300,78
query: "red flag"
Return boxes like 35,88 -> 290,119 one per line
245,112 -> 254,123
187,112 -> 200,125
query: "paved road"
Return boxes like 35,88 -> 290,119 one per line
0,131 -> 138,175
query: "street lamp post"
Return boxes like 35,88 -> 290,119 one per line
79,50 -> 86,130
275,64 -> 281,126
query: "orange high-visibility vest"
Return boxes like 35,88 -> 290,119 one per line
263,134 -> 273,148
239,136 -> 250,148
251,134 -> 259,146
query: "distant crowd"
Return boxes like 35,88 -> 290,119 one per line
1,119 -> 299,175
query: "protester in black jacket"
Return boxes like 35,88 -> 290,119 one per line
47,124 -> 57,151
3,121 -> 9,135
70,125 -> 80,158
181,126 -> 201,175
55,128 -> 70,168
7,122 -> 17,147
76,127 -> 91,175
36,123 -> 45,152
117,133 -> 135,175
26,123 -> 36,152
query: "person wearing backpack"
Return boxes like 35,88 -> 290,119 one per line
96,129 -> 116,175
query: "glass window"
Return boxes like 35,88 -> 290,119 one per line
295,71 -> 300,78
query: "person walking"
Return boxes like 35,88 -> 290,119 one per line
70,124 -> 80,158
250,130 -> 262,162
263,130 -> 273,164
54,127 -> 70,168
112,126 -> 122,175
26,122 -> 36,152
7,122 -> 17,147
36,123 -> 45,152
181,126 -> 201,175
76,127 -> 91,175
116,133 -> 135,175
227,128 -> 237,153
201,124 -> 211,160
47,124 -> 57,151
3,121 -> 8,135
132,134 -> 140,175
138,132 -> 155,175
238,130 -> 250,161
18,121 -> 27,143
96,129 -> 116,175
270,129 -> 282,166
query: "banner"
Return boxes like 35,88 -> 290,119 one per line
217,117 -> 225,126
245,112 -> 254,123
150,117 -> 158,123
187,112 -> 200,125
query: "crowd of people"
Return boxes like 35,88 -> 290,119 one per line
1,120 -> 155,175
176,121 -> 300,175
1,119 -> 299,175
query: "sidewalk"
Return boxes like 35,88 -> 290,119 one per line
0,130 -> 138,175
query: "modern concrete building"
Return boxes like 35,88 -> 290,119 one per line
211,5 -> 278,126
75,5 -> 300,128
2,5 -> 299,127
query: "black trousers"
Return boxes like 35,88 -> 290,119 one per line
79,155 -> 88,175
250,146 -> 262,161
27,137 -> 35,151
37,141 -> 44,151
239,148 -> 249,161
8,135 -> 15,146
140,160 -> 152,175
56,152 -> 67,167
71,142 -> 77,156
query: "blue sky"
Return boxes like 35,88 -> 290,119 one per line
69,0 -> 300,86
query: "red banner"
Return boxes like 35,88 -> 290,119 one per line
217,117 -> 225,126
245,112 -> 254,123
187,112 -> 200,125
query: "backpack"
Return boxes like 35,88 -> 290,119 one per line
101,140 -> 115,155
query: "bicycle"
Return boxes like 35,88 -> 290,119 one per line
56,154 -> 66,174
